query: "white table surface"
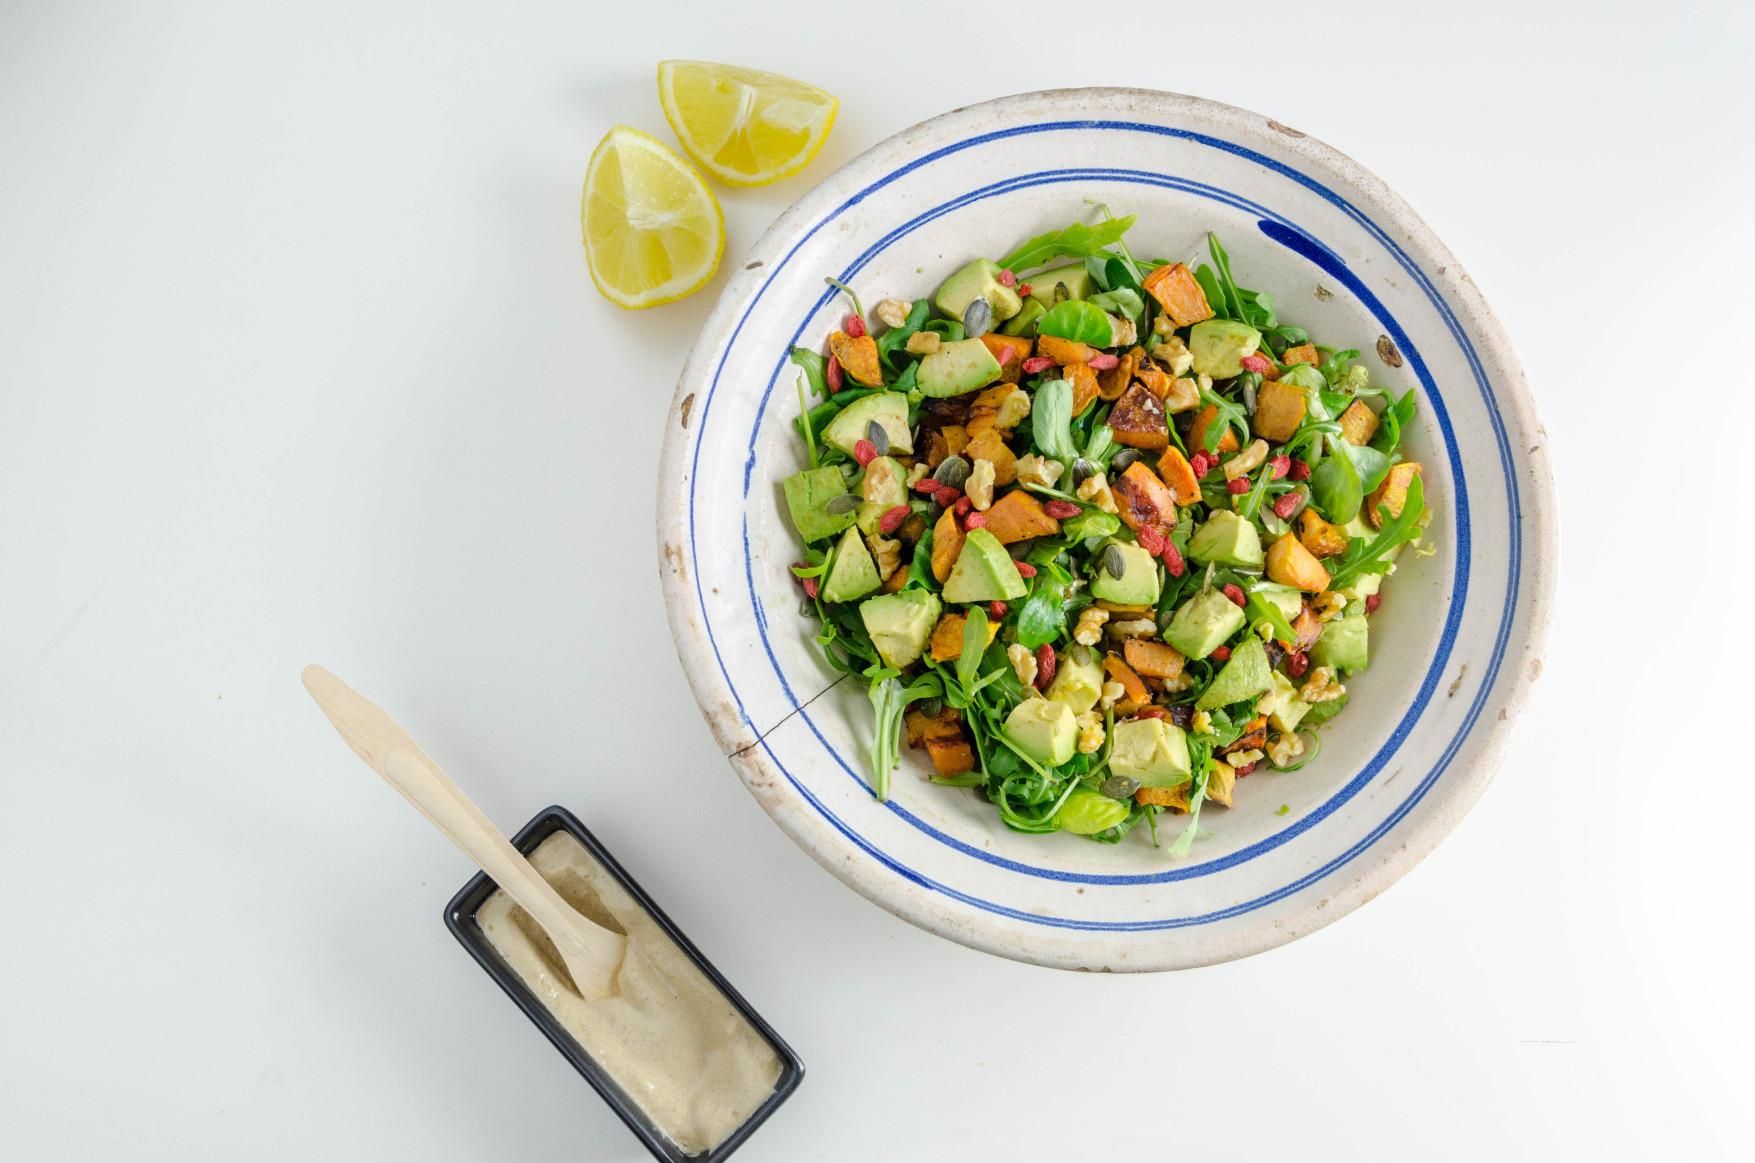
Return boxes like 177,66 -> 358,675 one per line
3,2 -> 1750,1159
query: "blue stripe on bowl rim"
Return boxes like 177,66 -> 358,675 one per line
685,120 -> 1521,928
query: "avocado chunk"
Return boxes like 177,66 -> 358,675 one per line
1196,634 -> 1272,709
934,258 -> 1022,324
859,589 -> 942,670
1186,510 -> 1265,569
1310,613 -> 1369,673
1258,670 -> 1311,733
1189,319 -> 1263,379
1334,570 -> 1383,604
1004,698 -> 1077,767
1089,541 -> 1161,605
1109,718 -> 1192,787
942,529 -> 1028,603
917,337 -> 1003,398
1053,786 -> 1131,835
820,525 -> 879,604
822,393 -> 912,457
1045,650 -> 1105,715
1163,588 -> 1247,659
854,456 -> 907,534
782,465 -> 857,543
1025,264 -> 1096,308
999,298 -> 1045,337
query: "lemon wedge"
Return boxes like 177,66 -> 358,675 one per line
582,125 -> 724,310
657,60 -> 837,188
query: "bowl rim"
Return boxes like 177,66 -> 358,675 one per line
655,87 -> 1558,970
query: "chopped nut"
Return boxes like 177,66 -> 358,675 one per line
1077,471 -> 1118,514
1007,643 -> 1038,689
905,462 -> 930,488
1228,748 -> 1264,767
861,455 -> 900,503
1152,333 -> 1194,376
1107,618 -> 1158,640
1014,454 -> 1064,489
993,386 -> 1031,429
965,458 -> 996,511
1109,313 -> 1137,347
1161,671 -> 1195,693
1099,680 -> 1126,710
1315,590 -> 1348,622
1267,732 -> 1305,768
1224,439 -> 1270,481
873,298 -> 912,330
1073,607 -> 1110,646
1299,666 -> 1346,703
906,331 -> 940,356
1076,710 -> 1105,755
866,532 -> 902,580
1163,375 -> 1201,413
1191,709 -> 1215,736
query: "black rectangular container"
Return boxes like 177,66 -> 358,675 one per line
444,805 -> 804,1162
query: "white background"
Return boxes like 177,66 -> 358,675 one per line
3,1 -> 1750,1159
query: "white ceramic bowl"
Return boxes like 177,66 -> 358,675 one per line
657,89 -> 1556,971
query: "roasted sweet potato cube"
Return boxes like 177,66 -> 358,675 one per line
1142,262 -> 1214,327
929,611 -> 1000,663
1113,460 -> 1178,535
1365,461 -> 1422,528
1257,359 -> 1281,382
1107,383 -> 1170,450
1096,348 -> 1139,400
921,424 -> 970,470
1225,715 -> 1268,756
1095,601 -> 1152,614
1036,335 -> 1098,365
930,507 -> 965,581
1188,404 -> 1241,454
1292,606 -> 1321,650
1136,782 -> 1191,812
963,427 -> 1016,486
982,488 -> 1060,544
1134,358 -> 1171,400
1337,399 -> 1380,446
1156,446 -> 1201,506
1297,508 -> 1351,558
1064,361 -> 1100,417
1266,532 -> 1332,591
828,331 -> 883,387
924,734 -> 976,777
881,564 -> 909,592
1282,343 -> 1319,367
905,705 -> 961,747
1204,761 -> 1236,808
1103,653 -> 1151,709
965,383 -> 1018,436
1123,638 -> 1186,680
1251,379 -> 1307,443
979,332 -> 1032,384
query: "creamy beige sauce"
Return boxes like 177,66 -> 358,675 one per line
477,831 -> 781,1154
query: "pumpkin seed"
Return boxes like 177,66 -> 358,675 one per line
1007,539 -> 1034,561
865,419 -> 890,456
824,493 -> 862,515
800,598 -> 817,616
1071,644 -> 1093,668
1111,448 -> 1140,472
962,297 -> 992,338
1101,543 -> 1128,579
1101,775 -> 1140,800
918,696 -> 944,720
1071,458 -> 1096,488
1052,282 -> 1069,305
933,455 -> 971,490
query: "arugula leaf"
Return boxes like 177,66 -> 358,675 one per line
1060,509 -> 1119,541
1370,388 -> 1418,455
1245,586 -> 1297,643
866,666 -> 943,801
1317,347 -> 1361,386
1033,378 -> 1077,460
905,527 -> 938,591
1327,474 -> 1426,589
1193,265 -> 1226,320
1196,385 -> 1249,453
1035,299 -> 1114,346
999,215 -> 1137,273
957,607 -> 990,692
789,345 -> 828,398
876,296 -> 931,368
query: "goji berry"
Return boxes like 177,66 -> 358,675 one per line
1088,353 -> 1120,370
1239,354 -> 1271,374
1017,283 -> 1032,296
994,344 -> 1015,367
878,505 -> 910,534
954,495 -> 973,517
1189,451 -> 1210,477
935,485 -> 960,507
1042,500 -> 1082,519
1272,493 -> 1301,519
1270,454 -> 1291,479
1287,651 -> 1310,678
990,601 -> 1008,619
1034,644 -> 1056,689
826,356 -> 844,391
1366,593 -> 1381,613
997,268 -> 1016,287
964,511 -> 987,530
1223,584 -> 1246,608
1136,706 -> 1166,720
1022,356 -> 1056,374
1233,761 -> 1256,776
1162,542 -> 1186,577
845,314 -> 867,339
1013,561 -> 1038,578
1136,526 -> 1166,555
853,439 -> 878,467
791,563 -> 819,600
1289,458 -> 1311,482
1226,477 -> 1250,495
913,477 -> 944,494
1210,645 -> 1232,662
